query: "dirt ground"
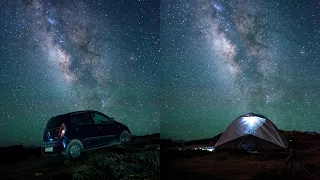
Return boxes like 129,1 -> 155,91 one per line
161,131 -> 320,180
0,134 -> 160,180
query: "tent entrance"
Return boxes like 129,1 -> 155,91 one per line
216,134 -> 285,151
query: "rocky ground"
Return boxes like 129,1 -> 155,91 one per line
0,134 -> 160,180
161,131 -> 320,180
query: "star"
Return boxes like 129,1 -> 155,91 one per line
0,0 -> 159,146
161,0 -> 320,140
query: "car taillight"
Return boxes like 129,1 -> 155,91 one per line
58,123 -> 67,138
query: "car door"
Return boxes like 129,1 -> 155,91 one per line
90,112 -> 119,145
70,112 -> 100,148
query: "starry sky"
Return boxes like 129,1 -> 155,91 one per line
161,0 -> 320,141
0,0 -> 159,146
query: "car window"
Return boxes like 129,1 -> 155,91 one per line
91,113 -> 111,124
71,113 -> 93,124
46,115 -> 68,129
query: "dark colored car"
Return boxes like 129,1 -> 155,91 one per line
41,110 -> 131,160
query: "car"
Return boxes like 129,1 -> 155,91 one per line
40,110 -> 131,161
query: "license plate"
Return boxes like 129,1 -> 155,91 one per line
45,147 -> 53,152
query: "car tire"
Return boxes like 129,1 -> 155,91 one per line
119,130 -> 131,148
64,141 -> 83,160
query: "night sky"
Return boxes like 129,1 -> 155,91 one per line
161,0 -> 320,140
1,0 -> 320,147
0,0 -> 159,146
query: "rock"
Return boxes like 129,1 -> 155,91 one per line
35,172 -> 43,176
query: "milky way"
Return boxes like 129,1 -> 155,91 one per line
1,0 -> 320,146
161,0 -> 320,140
0,0 -> 159,146
24,0 -> 113,109
194,0 -> 285,110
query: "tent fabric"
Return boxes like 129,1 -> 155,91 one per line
214,135 -> 285,151
214,113 -> 288,150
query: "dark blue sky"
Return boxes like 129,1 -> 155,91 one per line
1,0 -> 320,146
161,0 -> 320,140
0,0 -> 159,146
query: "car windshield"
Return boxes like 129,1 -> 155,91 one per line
46,115 -> 68,129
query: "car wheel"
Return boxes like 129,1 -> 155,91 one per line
119,130 -> 131,148
65,141 -> 83,160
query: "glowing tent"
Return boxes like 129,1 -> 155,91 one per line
214,113 -> 288,151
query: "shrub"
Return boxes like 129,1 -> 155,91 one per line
48,145 -> 160,180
